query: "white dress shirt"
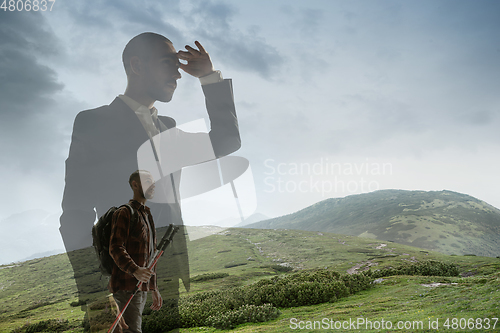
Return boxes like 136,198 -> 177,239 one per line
118,70 -> 223,138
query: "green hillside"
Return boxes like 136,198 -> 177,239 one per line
1,227 -> 499,332
246,190 -> 500,257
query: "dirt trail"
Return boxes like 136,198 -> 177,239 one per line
347,260 -> 378,274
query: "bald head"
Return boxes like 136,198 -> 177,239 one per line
122,32 -> 172,76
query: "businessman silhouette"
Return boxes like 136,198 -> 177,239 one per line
60,32 -> 240,330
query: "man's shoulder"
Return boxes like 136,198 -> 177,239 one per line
116,202 -> 138,214
75,98 -> 128,122
112,204 -> 136,224
71,98 -> 136,138
114,204 -> 132,215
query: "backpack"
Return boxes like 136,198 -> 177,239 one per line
91,204 -> 138,276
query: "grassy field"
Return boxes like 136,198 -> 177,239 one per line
1,227 -> 499,332
180,273 -> 500,332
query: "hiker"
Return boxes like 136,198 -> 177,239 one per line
109,170 -> 160,333
59,31 -> 241,326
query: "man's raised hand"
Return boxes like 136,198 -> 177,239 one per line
177,41 -> 215,78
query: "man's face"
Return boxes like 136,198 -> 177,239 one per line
139,173 -> 155,200
142,41 -> 181,103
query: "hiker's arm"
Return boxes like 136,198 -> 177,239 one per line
148,212 -> 158,291
109,208 -> 140,276
151,289 -> 162,310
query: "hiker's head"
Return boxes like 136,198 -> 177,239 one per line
123,32 -> 181,103
129,170 -> 155,200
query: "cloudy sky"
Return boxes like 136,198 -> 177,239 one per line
1,0 -> 499,263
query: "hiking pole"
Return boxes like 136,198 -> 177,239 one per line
229,180 -> 245,224
216,159 -> 245,224
148,137 -> 180,205
107,224 -> 179,333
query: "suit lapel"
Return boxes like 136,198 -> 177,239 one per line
108,97 -> 150,145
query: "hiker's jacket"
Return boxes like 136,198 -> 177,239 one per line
109,200 -> 157,293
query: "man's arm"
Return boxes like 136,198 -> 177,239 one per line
203,78 -> 240,157
151,289 -> 162,310
60,111 -> 99,251
178,41 -> 241,157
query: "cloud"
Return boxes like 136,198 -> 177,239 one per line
186,0 -> 284,79
1,0 -> 499,222
0,11 -> 67,171
0,11 -> 78,220
0,11 -> 63,117
0,10 -> 61,56
44,0 -> 185,79
47,0 -> 284,80
280,5 -> 323,39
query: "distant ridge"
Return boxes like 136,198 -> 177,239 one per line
245,189 -> 500,257
0,209 -> 63,265
18,249 -> 66,263
234,212 -> 269,227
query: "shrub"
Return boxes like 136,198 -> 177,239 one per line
88,310 -> 115,331
142,299 -> 180,333
269,264 -> 294,272
70,299 -> 88,307
21,301 -> 51,312
11,319 -> 71,333
143,268 -> 373,332
240,269 -> 374,308
368,260 -> 460,278
206,304 -> 280,329
191,272 -> 229,282
87,298 -> 110,311
224,262 -> 247,268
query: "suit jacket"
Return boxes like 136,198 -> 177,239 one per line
60,79 -> 240,292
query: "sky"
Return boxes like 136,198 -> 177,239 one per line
1,0 -> 499,263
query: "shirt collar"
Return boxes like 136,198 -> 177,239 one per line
118,94 -> 144,112
118,94 -> 158,119
129,199 -> 149,212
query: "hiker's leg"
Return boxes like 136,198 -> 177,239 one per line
113,290 -> 148,333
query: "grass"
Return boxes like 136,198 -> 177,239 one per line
1,227 -> 499,332
180,273 -> 500,332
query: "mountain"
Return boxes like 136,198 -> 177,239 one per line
245,189 -> 500,257
191,213 -> 269,229
234,212 -> 269,227
18,249 -> 66,262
